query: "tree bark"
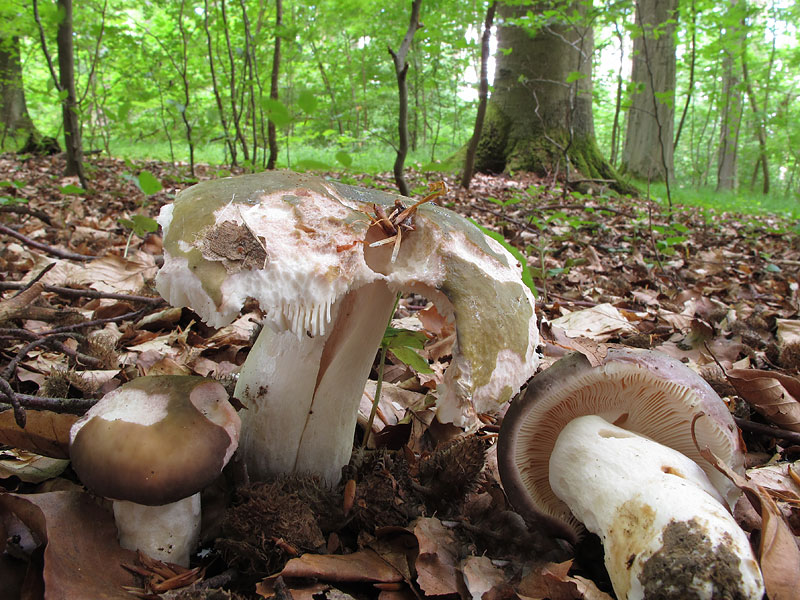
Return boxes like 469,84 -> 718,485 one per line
388,0 -> 423,197
461,1 -> 496,189
0,35 -> 40,148
204,0 -> 237,165
716,0 -> 743,191
267,0 -> 282,169
621,0 -> 677,182
473,2 -> 627,191
55,0 -> 87,186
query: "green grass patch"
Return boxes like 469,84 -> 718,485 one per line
643,181 -> 800,220
106,138 -> 463,176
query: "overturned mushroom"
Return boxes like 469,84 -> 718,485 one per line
156,172 -> 538,484
497,348 -> 764,600
69,376 -> 240,566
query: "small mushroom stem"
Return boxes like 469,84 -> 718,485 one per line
234,280 -> 397,485
549,415 -> 763,600
112,494 -> 201,567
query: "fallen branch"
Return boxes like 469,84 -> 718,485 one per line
0,281 -> 165,305
0,204 -> 54,225
0,223 -> 94,261
734,416 -> 800,446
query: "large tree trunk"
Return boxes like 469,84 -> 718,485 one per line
621,0 -> 677,182
474,2 -> 623,189
716,0 -> 743,191
266,0 -> 282,170
0,35 -> 40,149
56,0 -> 86,186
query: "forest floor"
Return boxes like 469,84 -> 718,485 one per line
1,153 -> 799,599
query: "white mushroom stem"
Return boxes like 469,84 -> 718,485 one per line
234,280 -> 396,485
549,415 -> 764,600
112,494 -> 201,567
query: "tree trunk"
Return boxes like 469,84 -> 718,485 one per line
473,2 -> 626,190
716,0 -> 743,191
461,1 -> 496,189
621,0 -> 677,182
742,57 -> 769,195
56,0 -> 87,186
0,35 -> 40,149
267,0 -> 282,170
388,0 -> 422,197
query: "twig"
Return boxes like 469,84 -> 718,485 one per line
0,205 -> 53,225
0,393 -> 97,415
0,223 -> 94,261
734,417 -> 800,446
0,377 -> 26,426
0,281 -> 165,305
0,329 -> 102,368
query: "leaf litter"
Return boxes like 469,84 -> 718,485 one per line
1,154 -> 800,598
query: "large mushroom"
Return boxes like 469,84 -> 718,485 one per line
155,171 -> 538,484
497,348 -> 764,600
69,376 -> 240,566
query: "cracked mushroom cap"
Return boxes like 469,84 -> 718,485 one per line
497,347 -> 745,542
69,376 -> 240,506
155,171 -> 539,426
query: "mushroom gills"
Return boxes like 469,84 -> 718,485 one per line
549,415 -> 764,600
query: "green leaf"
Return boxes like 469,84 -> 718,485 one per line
297,90 -> 318,115
383,326 -> 427,350
119,214 -> 158,237
389,346 -> 433,374
137,170 -> 163,196
263,98 -> 292,126
0,196 -> 28,206
565,70 -> 586,83
335,150 -> 352,168
59,184 -> 84,195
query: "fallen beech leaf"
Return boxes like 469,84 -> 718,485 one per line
776,319 -> 800,348
412,517 -> 460,596
256,577 -> 330,600
699,446 -> 800,600
461,555 -> 506,600
727,369 -> 800,432
759,489 -> 800,600
0,491 -> 138,599
0,410 -> 77,459
0,449 -> 69,483
280,549 -> 403,583
550,304 -> 637,342
517,560 -> 613,600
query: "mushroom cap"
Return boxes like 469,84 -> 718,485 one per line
69,376 -> 241,506
156,172 -> 538,426
497,347 -> 745,542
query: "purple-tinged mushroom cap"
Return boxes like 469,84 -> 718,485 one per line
498,347 -> 745,542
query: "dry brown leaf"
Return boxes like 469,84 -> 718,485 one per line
0,410 -> 77,459
0,491 -> 138,599
517,560 -> 613,600
412,517 -> 460,596
727,368 -> 800,432
0,450 -> 69,483
776,319 -> 800,348
461,555 -> 507,600
759,490 -> 800,600
549,303 -> 637,342
700,447 -> 800,600
279,549 -> 403,583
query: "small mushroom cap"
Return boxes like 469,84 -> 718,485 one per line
497,347 -> 744,541
156,172 -> 538,426
69,376 -> 240,506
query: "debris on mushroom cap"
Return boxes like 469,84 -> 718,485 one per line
155,172 -> 539,427
69,376 -> 240,506
497,347 -> 744,541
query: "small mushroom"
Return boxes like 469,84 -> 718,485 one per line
497,348 -> 764,600
69,376 -> 240,566
155,172 -> 539,485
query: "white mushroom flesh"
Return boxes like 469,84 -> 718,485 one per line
549,415 -> 764,600
112,494 -> 201,567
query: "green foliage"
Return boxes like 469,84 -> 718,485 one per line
382,326 -> 433,374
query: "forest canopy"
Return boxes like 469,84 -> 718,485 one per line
1,0 -> 799,202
